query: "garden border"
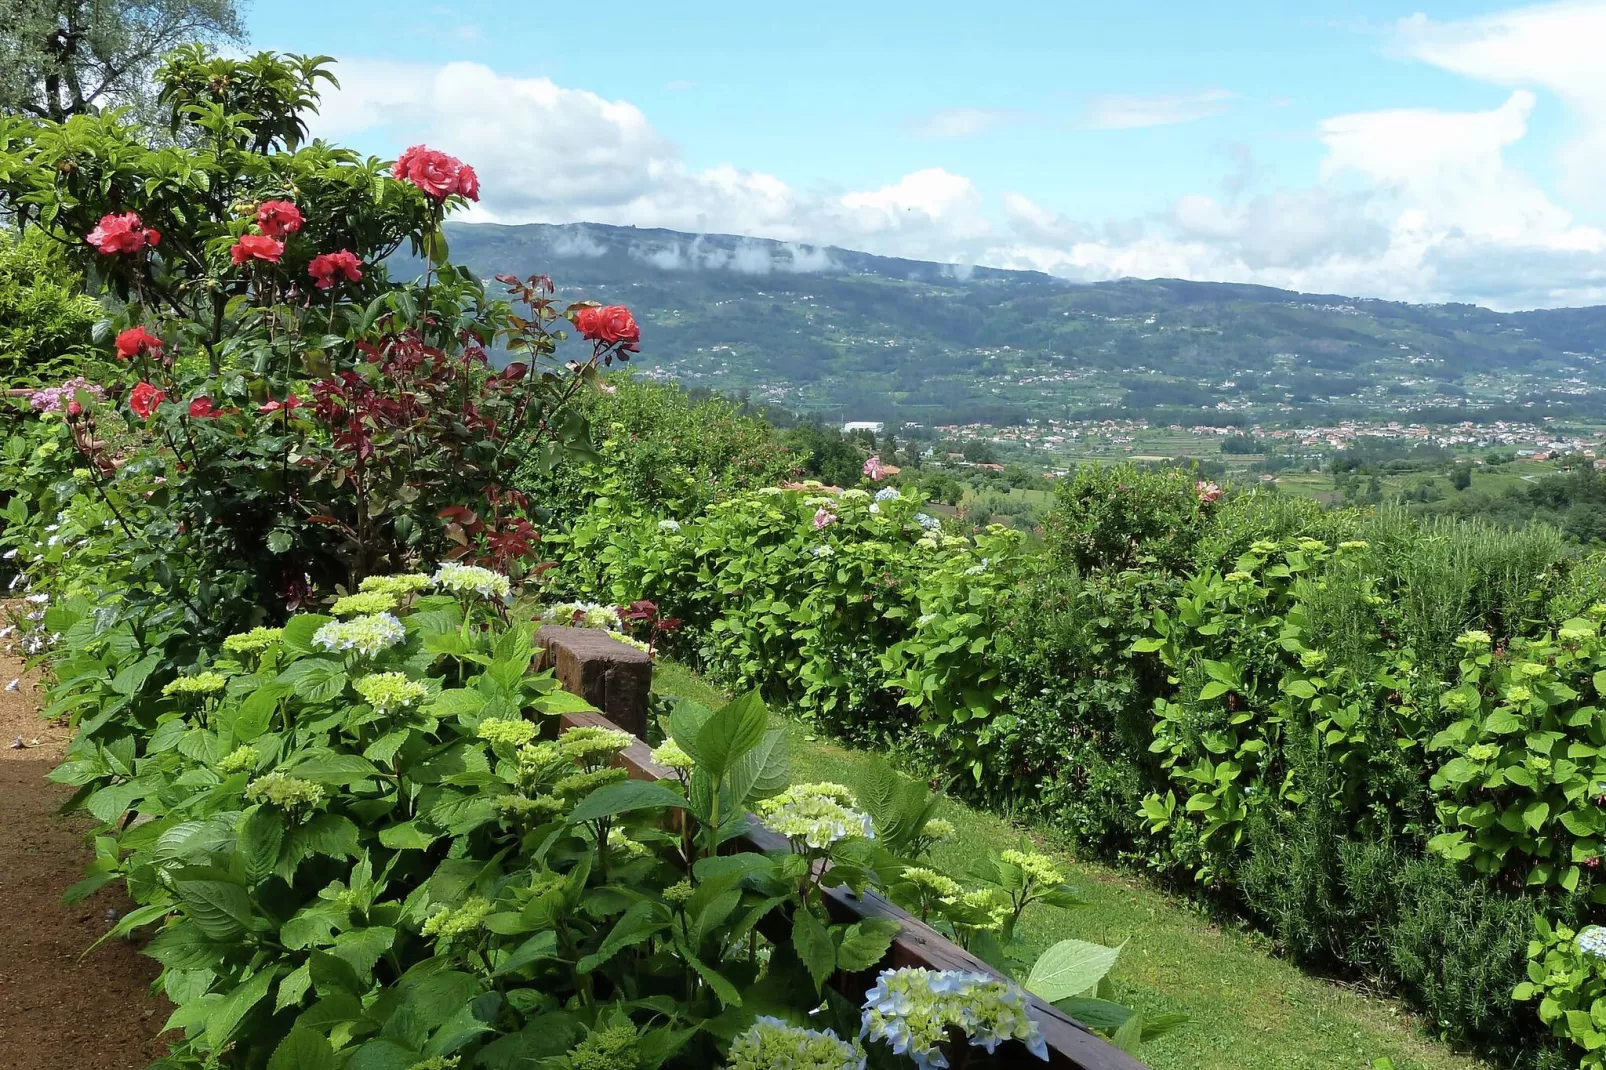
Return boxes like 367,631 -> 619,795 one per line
556,707 -> 1149,1070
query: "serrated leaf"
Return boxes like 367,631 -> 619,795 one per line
791,907 -> 835,991
1025,938 -> 1124,1002
269,1025 -> 334,1070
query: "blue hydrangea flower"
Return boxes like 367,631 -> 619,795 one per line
861,967 -> 1048,1068
1578,925 -> 1606,958
875,487 -> 901,501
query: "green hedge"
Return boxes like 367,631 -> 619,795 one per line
543,460 -> 1606,1067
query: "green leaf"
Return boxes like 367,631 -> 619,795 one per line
566,780 -> 683,824
204,965 -> 280,1052
269,1026 -> 334,1070
281,614 -> 334,656
532,690 -> 598,714
791,907 -> 836,991
277,658 -> 349,703
576,901 -> 665,973
723,727 -> 789,808
694,691 -> 770,779
1025,938 -> 1124,1002
238,807 -> 284,886
1197,681 -> 1230,701
378,820 -> 438,850
173,877 -> 252,941
835,918 -> 899,971
1112,1011 -> 1144,1054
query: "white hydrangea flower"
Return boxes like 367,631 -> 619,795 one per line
1579,926 -> 1606,958
755,783 -> 875,850
860,967 -> 1047,1068
728,1017 -> 866,1070
432,562 -> 513,602
313,612 -> 406,658
658,518 -> 682,533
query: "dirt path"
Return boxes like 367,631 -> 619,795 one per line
0,625 -> 169,1070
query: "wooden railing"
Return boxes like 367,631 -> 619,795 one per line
555,703 -> 1150,1070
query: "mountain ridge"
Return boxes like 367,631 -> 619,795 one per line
438,221 -> 1606,427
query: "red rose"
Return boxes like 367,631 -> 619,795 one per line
129,382 -> 165,420
307,249 -> 364,290
230,234 -> 285,265
394,144 -> 469,200
114,326 -> 163,361
87,212 -> 160,255
259,393 -> 302,415
66,399 -> 82,417
189,397 -> 219,419
455,164 -> 480,201
145,228 -> 161,247
573,306 -> 602,337
255,200 -> 304,238
595,306 -> 640,351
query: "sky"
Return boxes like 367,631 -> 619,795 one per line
246,1 -> 1606,311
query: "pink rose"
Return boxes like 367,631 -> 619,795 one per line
255,200 -> 304,238
308,249 -> 364,290
394,144 -> 467,200
129,382 -> 165,420
230,234 -> 285,265
87,212 -> 160,255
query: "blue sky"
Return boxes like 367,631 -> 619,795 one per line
247,1 -> 1606,309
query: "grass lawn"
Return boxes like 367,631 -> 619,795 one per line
651,661 -> 1487,1070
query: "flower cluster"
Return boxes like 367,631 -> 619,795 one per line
394,145 -> 479,201
230,233 -> 284,265
161,671 -> 228,697
313,612 -> 407,658
354,671 -> 428,714
915,512 -> 941,531
222,626 -> 283,656
433,562 -> 512,602
29,377 -> 103,413
875,486 -> 901,501
360,573 -> 432,598
864,456 -> 891,481
216,745 -> 260,775
1195,480 -> 1222,504
860,968 -> 1047,1069
246,772 -> 326,816
649,738 -> 694,771
813,508 -> 838,530
308,249 -> 363,290
559,725 -> 636,765
86,212 -> 160,255
727,1017 -> 867,1070
255,200 -> 303,238
130,382 -> 165,419
421,896 -> 493,939
606,630 -> 651,654
540,601 -> 622,630
606,828 -> 651,860
1579,926 -> 1606,959
755,782 -> 875,850
331,591 -> 398,617
1000,849 -> 1065,890
657,518 -> 682,533
478,717 -> 539,748
492,793 -> 564,824
573,305 -> 640,352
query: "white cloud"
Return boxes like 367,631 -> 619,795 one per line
903,107 -> 1024,138
1082,89 -> 1236,130
1397,1 -> 1606,202
310,51 -> 1606,310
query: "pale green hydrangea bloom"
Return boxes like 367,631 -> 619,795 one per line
1456,629 -> 1493,649
948,889 -> 1012,933
559,725 -> 635,764
421,896 -> 494,939
354,672 -> 427,714
923,818 -> 956,840
554,767 -> 629,799
313,612 -> 406,658
360,573 -> 432,598
607,828 -> 650,860
246,772 -> 325,815
606,630 -> 651,653
216,745 -> 259,775
405,1058 -> 459,1070
432,562 -> 512,602
1295,537 -> 1328,553
728,1016 -> 865,1070
1000,848 -> 1065,889
1505,685 -> 1533,703
331,591 -> 398,617
478,717 -> 538,748
649,738 -> 694,771
663,879 -> 695,905
755,783 -> 875,849
1467,743 -> 1500,761
839,488 -> 871,501
162,671 -> 228,697
901,866 -> 962,899
860,967 -> 1047,1067
1560,619 -> 1598,642
1224,570 -> 1254,583
221,627 -> 283,656
1338,540 -> 1370,550
492,794 -> 564,823
541,601 -> 623,630
564,1027 -> 638,1070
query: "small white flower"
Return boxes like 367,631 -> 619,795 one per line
1,549 -> 15,560
25,593 -> 49,604
4,679 -> 19,692
658,519 -> 682,533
